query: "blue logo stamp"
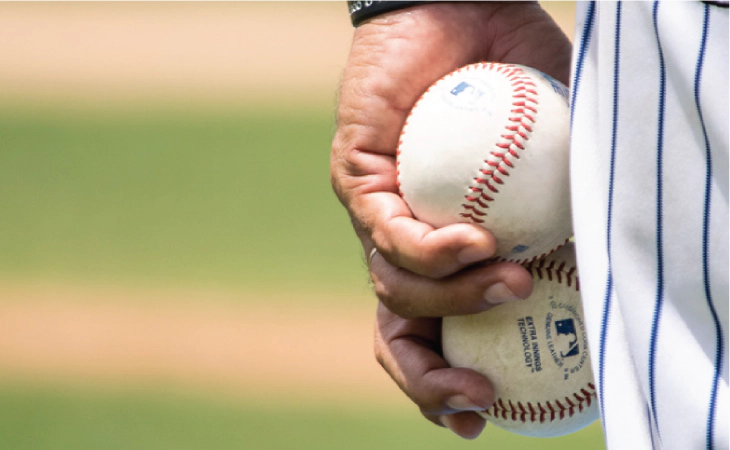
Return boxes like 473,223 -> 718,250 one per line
442,77 -> 495,112
545,300 -> 588,380
555,318 -> 579,358
450,81 -> 483,104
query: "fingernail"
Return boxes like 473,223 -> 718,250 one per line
484,282 -> 521,304
457,246 -> 492,265
439,414 -> 483,440
446,394 -> 484,411
440,414 -> 458,435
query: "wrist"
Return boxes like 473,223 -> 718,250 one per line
351,1 -> 570,86
348,1 -> 429,27
350,2 -> 505,71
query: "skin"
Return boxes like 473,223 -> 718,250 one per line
331,1 -> 572,440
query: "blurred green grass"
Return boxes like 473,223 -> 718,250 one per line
0,107 -> 365,294
0,383 -> 605,450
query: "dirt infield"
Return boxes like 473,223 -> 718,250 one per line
0,282 -> 410,408
0,2 -> 353,109
0,2 -> 574,109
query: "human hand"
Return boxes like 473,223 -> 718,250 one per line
375,299 -> 496,439
331,0 -> 572,439
332,1 -> 571,317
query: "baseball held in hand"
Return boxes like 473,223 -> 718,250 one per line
442,243 -> 599,437
396,62 -> 572,263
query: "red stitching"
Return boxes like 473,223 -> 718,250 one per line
396,63 -> 548,244
522,244 -> 579,291
458,64 -> 540,225
483,383 -> 596,424
461,205 -> 486,216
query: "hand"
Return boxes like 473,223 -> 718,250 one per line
375,301 -> 494,439
332,1 -> 571,317
331,1 -> 572,439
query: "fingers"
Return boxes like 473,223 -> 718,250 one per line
370,253 -> 533,318
338,155 -> 500,278
333,104 -> 497,280
374,303 -> 492,439
376,215 -> 498,279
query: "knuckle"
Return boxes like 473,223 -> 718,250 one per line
371,229 -> 395,260
378,225 -> 459,279
372,280 -> 419,319
371,278 -> 395,309
373,344 -> 386,369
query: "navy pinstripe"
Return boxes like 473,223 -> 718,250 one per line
598,1 -> 622,436
648,0 -> 666,440
694,5 -> 725,449
569,1 -> 596,130
569,2 -> 727,448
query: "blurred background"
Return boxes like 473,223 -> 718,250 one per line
0,2 -> 604,449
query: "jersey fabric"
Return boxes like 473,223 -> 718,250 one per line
570,1 -> 728,449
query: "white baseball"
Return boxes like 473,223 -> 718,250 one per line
442,243 -> 598,437
396,62 -> 572,263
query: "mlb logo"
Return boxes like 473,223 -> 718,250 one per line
555,319 -> 580,358
450,81 -> 483,105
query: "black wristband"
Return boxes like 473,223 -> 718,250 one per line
347,1 -> 428,27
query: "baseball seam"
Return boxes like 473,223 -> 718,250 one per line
484,382 -> 596,424
460,63 -> 537,225
524,249 -> 580,291
395,63 -> 528,197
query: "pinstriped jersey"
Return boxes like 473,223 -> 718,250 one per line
569,1 -> 728,449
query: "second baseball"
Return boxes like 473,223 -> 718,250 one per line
442,243 -> 599,437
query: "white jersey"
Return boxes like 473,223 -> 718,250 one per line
570,1 -> 728,449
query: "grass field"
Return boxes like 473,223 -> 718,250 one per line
0,107 -> 364,294
0,382 -> 605,450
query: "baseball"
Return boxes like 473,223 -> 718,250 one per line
396,62 -> 572,263
442,243 -> 598,437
